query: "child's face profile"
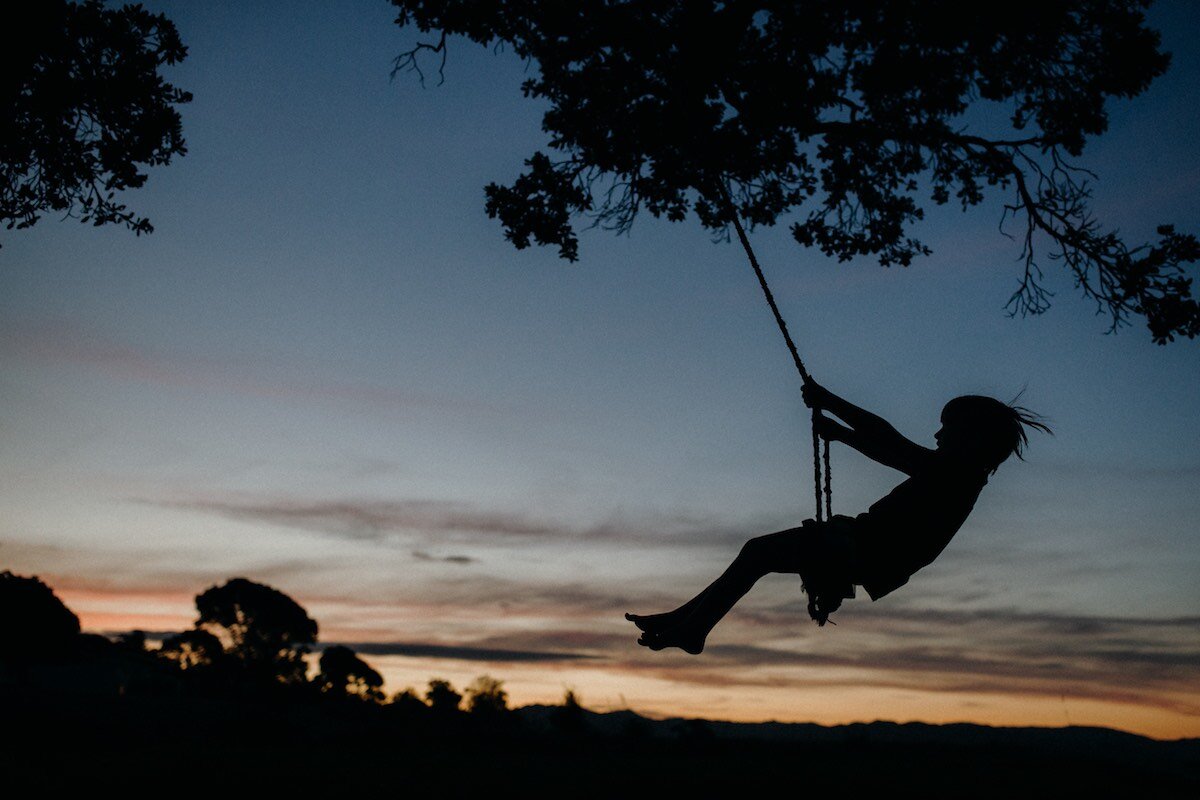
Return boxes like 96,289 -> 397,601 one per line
934,410 -> 973,455
936,401 -> 1001,470
933,423 -> 955,451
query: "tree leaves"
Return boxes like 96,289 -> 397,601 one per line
393,0 -> 1198,342
0,0 -> 191,243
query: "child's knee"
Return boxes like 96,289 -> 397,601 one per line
739,531 -> 790,566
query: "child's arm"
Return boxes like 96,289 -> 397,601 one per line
802,379 -> 934,476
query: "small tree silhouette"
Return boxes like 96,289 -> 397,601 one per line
194,578 -> 318,685
158,628 -> 225,672
390,686 -> 430,717
425,678 -> 462,714
313,645 -> 385,703
464,675 -> 509,715
0,570 -> 80,661
553,687 -> 586,735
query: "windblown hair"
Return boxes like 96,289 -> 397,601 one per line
942,395 -> 1053,473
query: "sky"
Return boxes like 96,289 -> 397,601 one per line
2,1 -> 1198,739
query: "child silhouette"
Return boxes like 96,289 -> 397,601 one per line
626,379 -> 1050,653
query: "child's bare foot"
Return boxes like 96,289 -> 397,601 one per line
625,611 -> 681,633
635,625 -> 706,655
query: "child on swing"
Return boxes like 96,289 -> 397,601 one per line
626,378 -> 1050,654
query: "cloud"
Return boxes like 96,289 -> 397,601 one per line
423,602 -> 1200,716
149,496 -> 563,542
310,599 -> 1200,716
0,317 -> 500,415
369,574 -> 652,619
849,605 -> 1200,635
608,605 -> 1200,715
99,630 -> 183,642
143,492 -> 770,547
330,640 -> 599,663
412,550 -> 476,565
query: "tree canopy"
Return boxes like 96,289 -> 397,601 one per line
158,628 -> 225,672
392,0 -> 1199,343
425,678 -> 463,713
195,578 -> 318,684
0,0 -> 190,243
464,674 -> 509,714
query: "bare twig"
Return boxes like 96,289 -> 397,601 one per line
391,31 -> 448,87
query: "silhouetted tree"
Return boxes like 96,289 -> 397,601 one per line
393,1 -> 1199,342
390,686 -> 430,716
314,645 -> 385,702
464,674 -> 508,714
1,0 -> 191,244
425,678 -> 462,714
115,630 -> 147,651
0,571 -> 80,660
194,578 -> 318,685
554,687 -> 586,734
158,628 -> 225,672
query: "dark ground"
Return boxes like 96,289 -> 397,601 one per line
4,689 -> 1196,797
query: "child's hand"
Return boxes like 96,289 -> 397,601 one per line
801,378 -> 832,410
815,414 -> 849,443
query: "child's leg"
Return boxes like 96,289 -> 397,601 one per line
628,527 -> 808,654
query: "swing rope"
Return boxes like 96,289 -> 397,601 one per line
720,188 -> 832,522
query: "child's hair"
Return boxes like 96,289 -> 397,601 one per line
941,395 -> 1053,473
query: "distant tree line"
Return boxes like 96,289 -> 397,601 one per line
0,570 -> 521,719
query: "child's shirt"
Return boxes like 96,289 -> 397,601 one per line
851,454 -> 990,600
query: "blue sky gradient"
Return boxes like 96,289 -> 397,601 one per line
1,0 -> 1197,737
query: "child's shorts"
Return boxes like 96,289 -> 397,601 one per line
795,514 -> 862,625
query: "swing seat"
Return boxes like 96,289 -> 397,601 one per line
797,515 -> 859,626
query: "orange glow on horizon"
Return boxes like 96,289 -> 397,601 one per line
361,655 -> 1200,742
69,589 -> 1200,743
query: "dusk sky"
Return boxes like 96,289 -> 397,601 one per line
2,0 -> 1197,739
